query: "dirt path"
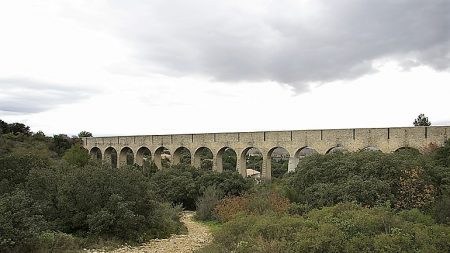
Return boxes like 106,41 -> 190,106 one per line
94,212 -> 212,253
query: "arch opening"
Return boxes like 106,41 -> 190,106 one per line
173,147 -> 192,167
326,145 -> 348,154
90,147 -> 102,160
194,147 -> 213,170
295,146 -> 318,159
216,147 -> 237,172
155,147 -> 171,170
395,147 -> 420,155
104,147 -> 118,168
240,147 -> 262,179
268,147 -> 290,179
290,146 -> 318,172
361,146 -> 381,152
119,147 -> 134,166
136,147 -> 151,166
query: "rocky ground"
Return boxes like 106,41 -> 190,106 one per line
86,212 -> 212,253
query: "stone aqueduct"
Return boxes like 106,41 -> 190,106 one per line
82,126 -> 450,180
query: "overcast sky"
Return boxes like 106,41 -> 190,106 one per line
0,0 -> 449,136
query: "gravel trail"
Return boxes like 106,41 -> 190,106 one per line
90,212 -> 212,253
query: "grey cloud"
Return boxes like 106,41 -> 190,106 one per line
0,78 -> 93,114
110,0 -> 449,91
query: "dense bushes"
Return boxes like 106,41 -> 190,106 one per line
27,165 -> 183,241
0,129 -> 187,252
150,165 -> 253,210
199,141 -> 450,252
0,190 -> 47,252
199,203 -> 450,253
284,150 -> 449,212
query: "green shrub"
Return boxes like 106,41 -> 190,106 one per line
34,232 -> 81,253
0,190 -> 48,252
26,164 -> 182,242
284,151 -> 441,210
62,144 -> 90,167
199,203 -> 450,253
195,186 -> 221,221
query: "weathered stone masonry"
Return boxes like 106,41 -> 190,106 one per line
82,126 -> 450,180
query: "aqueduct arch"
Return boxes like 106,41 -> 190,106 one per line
173,147 -> 192,166
104,147 -> 117,168
154,147 -> 171,170
82,126 -> 450,180
119,147 -> 134,166
193,147 -> 213,170
216,147 -> 237,173
90,147 -> 102,160
267,147 -> 290,179
136,147 -> 151,166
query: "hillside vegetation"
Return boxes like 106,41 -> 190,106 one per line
1,119 -> 450,252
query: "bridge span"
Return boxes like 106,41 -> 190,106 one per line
82,126 -> 449,180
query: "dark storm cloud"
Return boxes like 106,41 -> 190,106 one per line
111,0 -> 449,90
0,78 -> 92,114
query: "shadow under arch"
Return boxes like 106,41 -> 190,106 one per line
136,146 -> 151,166
90,147 -> 102,160
295,146 -> 318,159
154,147 -> 171,170
216,147 -> 237,172
394,146 -> 421,155
194,147 -> 213,170
173,147 -> 192,166
119,147 -> 134,166
104,147 -> 118,168
326,145 -> 348,154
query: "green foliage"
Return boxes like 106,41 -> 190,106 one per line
247,154 -> 262,171
413,113 -> 431,126
26,165 -> 182,242
200,203 -> 450,253
271,159 -> 288,178
63,144 -> 90,167
78,131 -> 93,137
284,151 -> 440,210
195,186 -> 221,221
34,231 -> 82,253
149,166 -> 253,210
0,153 -> 49,195
0,120 -> 31,136
49,134 -> 76,157
0,190 -> 48,252
433,139 -> 450,167
0,119 -> 9,134
8,123 -> 31,136
195,170 -> 254,197
222,148 -> 237,171
150,166 -> 198,209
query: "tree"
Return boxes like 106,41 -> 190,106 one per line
78,131 -> 93,137
0,119 -> 9,134
63,144 -> 90,167
8,123 -> 31,135
413,113 -> 431,126
50,134 -> 74,156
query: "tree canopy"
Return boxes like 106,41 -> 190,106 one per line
414,113 -> 431,126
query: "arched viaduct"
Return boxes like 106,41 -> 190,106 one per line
82,126 -> 450,180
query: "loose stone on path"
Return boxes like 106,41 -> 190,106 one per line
90,211 -> 212,253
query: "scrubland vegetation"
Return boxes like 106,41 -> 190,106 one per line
197,144 -> 450,253
1,119 -> 450,252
